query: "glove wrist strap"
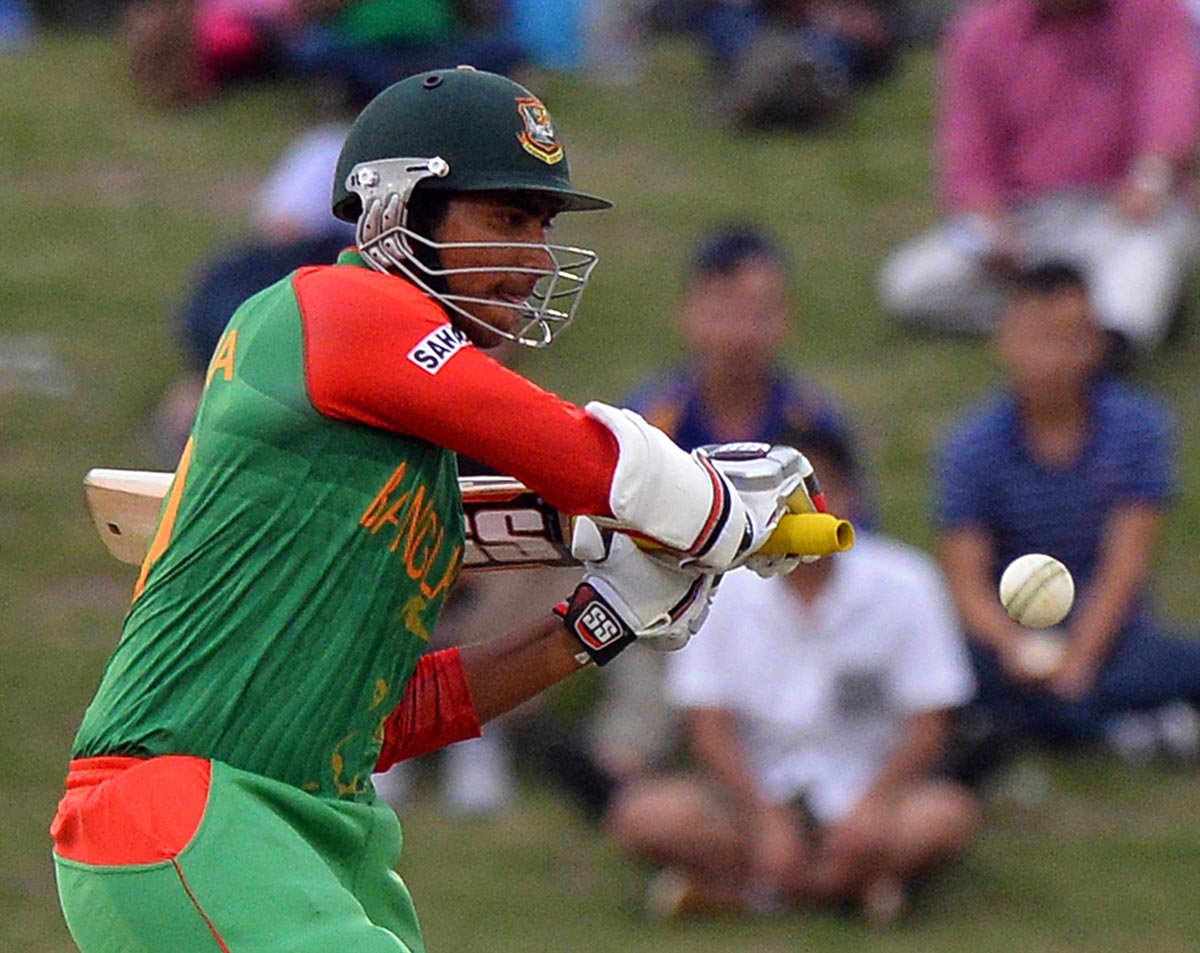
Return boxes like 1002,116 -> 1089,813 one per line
556,583 -> 638,667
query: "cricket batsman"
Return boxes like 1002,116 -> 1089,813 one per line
51,67 -> 811,952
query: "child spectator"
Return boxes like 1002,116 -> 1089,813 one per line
608,426 -> 979,923
936,261 -> 1200,774
587,222 -> 871,779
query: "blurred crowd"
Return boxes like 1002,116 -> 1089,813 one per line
13,1 -> 925,126
27,0 -> 1200,932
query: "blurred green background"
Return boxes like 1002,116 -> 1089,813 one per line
4,32 -> 1200,953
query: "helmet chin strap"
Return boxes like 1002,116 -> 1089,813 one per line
347,157 -> 598,348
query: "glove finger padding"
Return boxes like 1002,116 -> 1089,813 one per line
697,443 -> 818,577
559,529 -> 719,665
639,576 -> 716,652
569,515 -> 610,563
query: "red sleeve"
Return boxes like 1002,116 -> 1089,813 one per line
295,264 -> 617,517
376,648 -> 482,771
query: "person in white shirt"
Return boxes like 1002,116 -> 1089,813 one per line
607,428 -> 981,922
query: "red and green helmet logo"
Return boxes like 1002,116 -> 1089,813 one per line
516,96 -> 564,165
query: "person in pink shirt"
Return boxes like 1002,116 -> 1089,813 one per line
878,0 -> 1200,362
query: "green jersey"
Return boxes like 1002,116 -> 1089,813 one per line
74,256 -> 464,800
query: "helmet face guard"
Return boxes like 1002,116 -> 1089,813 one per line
348,156 -> 599,348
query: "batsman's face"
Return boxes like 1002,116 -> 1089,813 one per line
432,191 -> 558,348
680,259 -> 790,379
997,287 -> 1105,402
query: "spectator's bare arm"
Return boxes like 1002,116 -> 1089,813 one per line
855,709 -> 952,807
1119,0 -> 1200,220
1051,502 -> 1161,700
940,525 -> 1030,675
688,707 -> 809,892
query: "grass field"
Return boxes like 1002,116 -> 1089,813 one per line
4,31 -> 1200,953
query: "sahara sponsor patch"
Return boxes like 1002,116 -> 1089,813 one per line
407,324 -> 470,374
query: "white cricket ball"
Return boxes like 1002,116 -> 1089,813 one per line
999,554 -> 1075,629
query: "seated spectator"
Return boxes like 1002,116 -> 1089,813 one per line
628,222 -> 864,463
586,222 -> 872,779
878,0 -> 1200,362
699,0 -> 900,131
607,426 -> 980,922
936,261 -> 1200,777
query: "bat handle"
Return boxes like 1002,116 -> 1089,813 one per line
617,513 -> 855,561
756,512 -> 855,558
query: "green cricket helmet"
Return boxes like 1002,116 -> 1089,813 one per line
331,67 -> 611,347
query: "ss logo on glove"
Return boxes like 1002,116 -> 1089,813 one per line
574,600 -> 624,650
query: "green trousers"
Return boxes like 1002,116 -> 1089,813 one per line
54,757 -> 424,952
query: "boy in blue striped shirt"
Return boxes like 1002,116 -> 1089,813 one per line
935,261 -> 1200,765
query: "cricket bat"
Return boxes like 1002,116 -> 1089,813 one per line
84,468 -> 854,571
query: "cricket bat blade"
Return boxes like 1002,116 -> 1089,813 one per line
84,468 -> 854,570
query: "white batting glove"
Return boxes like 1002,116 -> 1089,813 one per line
585,402 -> 754,573
557,518 -> 718,665
697,442 -> 819,577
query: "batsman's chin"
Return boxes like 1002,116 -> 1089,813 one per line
458,302 -> 528,349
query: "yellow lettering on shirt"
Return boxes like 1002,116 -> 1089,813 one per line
363,465 -> 460,608
371,679 -> 390,748
331,732 -> 366,799
360,463 -> 409,530
134,436 -> 195,600
205,329 -> 238,387
420,545 -> 461,600
388,483 -> 428,554
377,489 -> 414,534
401,594 -> 431,642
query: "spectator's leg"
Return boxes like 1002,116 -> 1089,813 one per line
807,780 -> 979,910
607,776 -> 753,913
1092,621 -> 1200,714
1049,195 -> 1200,354
883,781 -> 981,875
967,642 -> 1101,749
878,224 -> 1008,334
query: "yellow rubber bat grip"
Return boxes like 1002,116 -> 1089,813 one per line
756,513 -> 855,557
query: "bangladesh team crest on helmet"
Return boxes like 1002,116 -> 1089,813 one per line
516,96 -> 564,165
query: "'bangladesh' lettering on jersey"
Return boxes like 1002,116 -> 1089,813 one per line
74,259 -> 465,801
